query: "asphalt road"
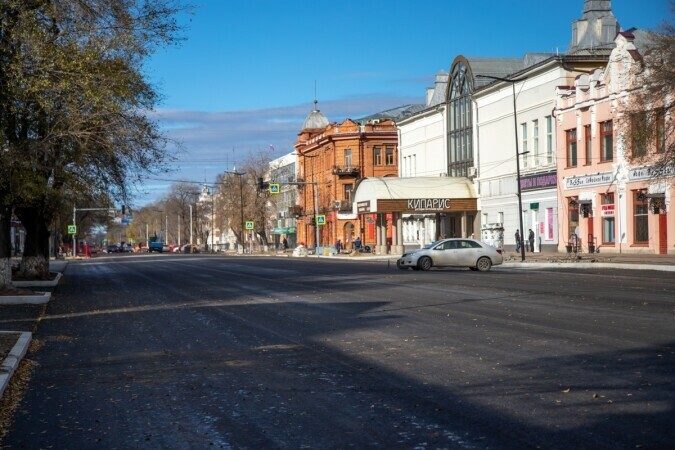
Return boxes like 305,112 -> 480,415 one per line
2,254 -> 674,449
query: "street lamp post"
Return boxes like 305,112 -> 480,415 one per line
477,74 -> 527,262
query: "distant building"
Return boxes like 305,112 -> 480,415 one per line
268,151 -> 298,249
294,100 -> 411,252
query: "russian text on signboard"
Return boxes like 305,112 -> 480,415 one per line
564,172 -> 613,190
520,171 -> 558,191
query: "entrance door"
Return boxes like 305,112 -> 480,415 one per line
587,216 -> 594,252
659,213 -> 667,254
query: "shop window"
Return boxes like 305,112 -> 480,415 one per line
584,125 -> 592,165
601,193 -> 615,243
566,129 -> 577,168
600,121 -> 613,161
568,198 -> 579,241
634,191 -> 649,244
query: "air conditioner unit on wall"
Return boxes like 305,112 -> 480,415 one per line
333,200 -> 342,209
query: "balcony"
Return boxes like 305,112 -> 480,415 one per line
332,200 -> 353,212
331,165 -> 360,177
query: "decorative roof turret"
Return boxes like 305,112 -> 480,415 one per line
301,99 -> 329,131
568,0 -> 620,55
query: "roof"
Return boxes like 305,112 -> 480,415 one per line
302,100 -> 329,130
354,104 -> 427,124
352,177 -> 477,213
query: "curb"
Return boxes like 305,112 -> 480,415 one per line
501,262 -> 675,272
0,331 -> 32,399
0,292 -> 52,305
12,272 -> 63,288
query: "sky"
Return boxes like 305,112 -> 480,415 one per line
137,0 -> 669,206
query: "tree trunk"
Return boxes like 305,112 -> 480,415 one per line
0,207 -> 12,289
16,206 -> 51,279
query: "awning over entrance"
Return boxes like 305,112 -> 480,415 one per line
352,177 -> 477,214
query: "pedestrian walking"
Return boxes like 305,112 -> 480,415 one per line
515,229 -> 521,252
335,239 -> 342,254
354,236 -> 361,251
528,229 -> 535,252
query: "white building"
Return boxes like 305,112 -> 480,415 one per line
268,151 -> 298,249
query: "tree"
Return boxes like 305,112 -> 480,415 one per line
0,0 -> 188,284
624,2 -> 675,176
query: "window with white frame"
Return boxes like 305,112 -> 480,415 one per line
546,116 -> 553,164
533,119 -> 539,166
521,123 -> 528,168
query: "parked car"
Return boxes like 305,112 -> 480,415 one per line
397,238 -> 503,272
105,244 -> 120,253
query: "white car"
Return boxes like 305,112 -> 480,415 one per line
397,238 -> 503,272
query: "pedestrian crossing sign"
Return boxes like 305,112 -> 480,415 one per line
269,183 -> 280,194
245,221 -> 254,230
316,215 -> 326,226
67,225 -> 77,234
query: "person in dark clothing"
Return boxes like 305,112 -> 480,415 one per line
515,229 -> 521,252
354,236 -> 361,250
528,229 -> 535,252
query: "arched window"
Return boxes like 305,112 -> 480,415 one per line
448,60 -> 473,177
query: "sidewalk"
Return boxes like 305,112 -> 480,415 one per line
309,249 -> 675,271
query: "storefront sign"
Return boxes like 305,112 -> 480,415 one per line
357,200 -> 371,213
629,165 -> 675,181
520,171 -> 557,192
407,198 -> 451,210
601,204 -> 615,217
564,172 -> 613,190
377,198 -> 477,213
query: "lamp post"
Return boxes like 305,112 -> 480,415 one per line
477,74 -> 527,262
222,170 -> 245,252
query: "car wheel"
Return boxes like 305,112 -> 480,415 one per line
418,256 -> 432,271
396,260 -> 408,270
476,257 -> 492,272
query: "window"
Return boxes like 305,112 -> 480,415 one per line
448,61 -> 473,176
656,109 -> 666,153
584,125 -> 592,165
344,149 -> 352,168
482,213 -> 488,225
568,198 -> 579,241
546,116 -> 553,164
600,121 -> 613,161
601,193 -> 615,244
533,120 -> 539,166
566,128 -> 577,167
343,184 -> 353,203
498,212 -> 504,224
521,123 -> 528,168
631,112 -> 647,157
634,191 -> 649,243
385,147 -> 394,165
374,147 -> 382,165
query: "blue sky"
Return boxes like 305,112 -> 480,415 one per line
138,0 -> 668,205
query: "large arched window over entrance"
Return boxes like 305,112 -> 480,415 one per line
448,59 -> 473,177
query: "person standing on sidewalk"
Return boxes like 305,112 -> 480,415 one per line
515,230 -> 521,253
528,229 -> 535,252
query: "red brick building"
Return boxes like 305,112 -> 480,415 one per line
294,102 -> 400,251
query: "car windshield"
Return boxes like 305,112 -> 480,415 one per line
424,240 -> 443,249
